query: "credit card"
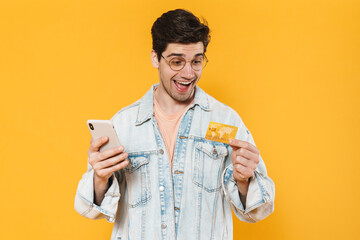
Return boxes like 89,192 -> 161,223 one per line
205,121 -> 238,144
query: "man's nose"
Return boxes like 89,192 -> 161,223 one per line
180,62 -> 195,79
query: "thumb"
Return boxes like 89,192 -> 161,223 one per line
229,139 -> 240,150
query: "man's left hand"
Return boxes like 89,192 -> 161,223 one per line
229,139 -> 260,183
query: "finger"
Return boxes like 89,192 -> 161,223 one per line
233,155 -> 256,170
97,160 -> 129,177
229,139 -> 259,154
234,164 -> 253,179
96,152 -> 128,169
233,155 -> 249,166
236,148 -> 258,161
235,156 -> 257,171
89,136 -> 109,153
233,164 -> 250,180
97,146 -> 125,161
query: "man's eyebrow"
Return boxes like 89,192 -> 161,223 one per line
166,53 -> 204,58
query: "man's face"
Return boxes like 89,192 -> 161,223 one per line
151,42 -> 204,103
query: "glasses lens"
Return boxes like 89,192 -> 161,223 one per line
169,58 -> 186,71
191,56 -> 206,71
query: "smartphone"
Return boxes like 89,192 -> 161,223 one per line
87,120 -> 121,152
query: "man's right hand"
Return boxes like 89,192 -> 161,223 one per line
87,136 -> 128,205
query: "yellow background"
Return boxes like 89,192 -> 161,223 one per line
1,0 -> 359,239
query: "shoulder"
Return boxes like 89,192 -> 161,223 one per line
111,84 -> 155,124
203,91 -> 253,142
205,91 -> 243,124
110,100 -> 141,123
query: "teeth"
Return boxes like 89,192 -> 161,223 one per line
176,81 -> 192,85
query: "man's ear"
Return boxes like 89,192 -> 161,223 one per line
151,49 -> 159,68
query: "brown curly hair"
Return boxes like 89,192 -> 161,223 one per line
151,9 -> 211,61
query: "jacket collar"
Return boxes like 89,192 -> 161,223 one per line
135,83 -> 210,126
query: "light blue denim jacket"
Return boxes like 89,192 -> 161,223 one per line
75,84 -> 275,240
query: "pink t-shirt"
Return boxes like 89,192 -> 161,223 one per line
153,90 -> 193,168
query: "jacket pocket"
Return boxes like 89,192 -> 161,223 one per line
124,154 -> 151,208
192,141 -> 228,192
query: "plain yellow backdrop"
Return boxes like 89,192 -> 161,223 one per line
1,0 -> 359,239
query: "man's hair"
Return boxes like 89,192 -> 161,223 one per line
151,9 -> 211,61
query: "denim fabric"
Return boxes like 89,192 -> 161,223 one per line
75,84 -> 275,240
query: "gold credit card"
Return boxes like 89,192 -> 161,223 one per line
205,121 -> 238,144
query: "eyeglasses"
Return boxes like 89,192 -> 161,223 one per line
161,54 -> 208,71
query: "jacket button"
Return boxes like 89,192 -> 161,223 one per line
159,186 -> 164,192
161,223 -> 167,229
159,149 -> 164,154
212,147 -> 217,155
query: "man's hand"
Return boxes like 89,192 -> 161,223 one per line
87,136 -> 129,205
229,139 -> 260,207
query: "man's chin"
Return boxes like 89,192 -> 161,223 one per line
171,90 -> 195,103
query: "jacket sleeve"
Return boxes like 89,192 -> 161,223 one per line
74,162 -> 123,223
221,124 -> 275,223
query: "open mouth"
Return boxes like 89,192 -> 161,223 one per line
173,80 -> 193,93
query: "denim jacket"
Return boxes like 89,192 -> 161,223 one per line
75,84 -> 275,240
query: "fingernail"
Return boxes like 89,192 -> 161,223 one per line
118,146 -> 123,151
229,139 -> 234,144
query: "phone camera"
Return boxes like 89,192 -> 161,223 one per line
89,123 -> 94,130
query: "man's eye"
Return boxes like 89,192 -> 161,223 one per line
171,59 -> 185,66
192,60 -> 203,65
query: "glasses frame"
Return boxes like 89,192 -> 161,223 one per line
160,54 -> 208,71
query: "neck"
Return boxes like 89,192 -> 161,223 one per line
154,85 -> 194,116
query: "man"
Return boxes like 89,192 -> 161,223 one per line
75,9 -> 275,240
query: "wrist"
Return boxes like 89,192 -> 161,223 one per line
94,174 -> 110,189
236,178 -> 250,195
236,178 -> 249,185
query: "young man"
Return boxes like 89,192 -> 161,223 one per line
75,9 -> 275,240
